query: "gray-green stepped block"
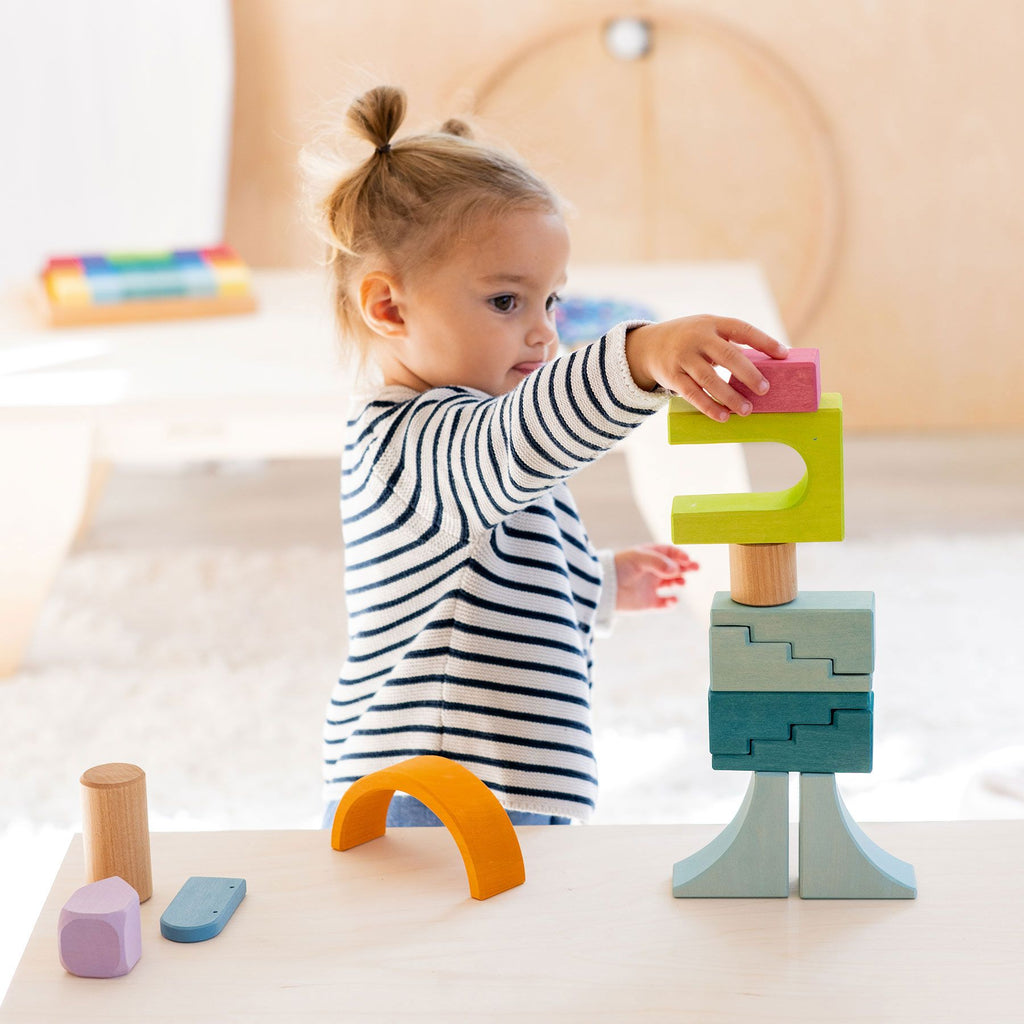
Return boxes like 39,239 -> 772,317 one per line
798,773 -> 917,899
710,625 -> 873,692
712,709 -> 873,773
711,592 -> 875,675
708,690 -> 873,755
673,772 -> 789,898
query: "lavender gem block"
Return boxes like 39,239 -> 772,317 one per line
58,876 -> 141,978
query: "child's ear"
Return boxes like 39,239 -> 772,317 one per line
358,272 -> 406,338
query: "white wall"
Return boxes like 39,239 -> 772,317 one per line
0,0 -> 233,289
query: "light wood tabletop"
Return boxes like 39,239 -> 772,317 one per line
2,821 -> 1022,1022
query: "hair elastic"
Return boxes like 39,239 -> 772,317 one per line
375,143 -> 392,156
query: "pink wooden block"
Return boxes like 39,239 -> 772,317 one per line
730,347 -> 821,412
58,876 -> 141,978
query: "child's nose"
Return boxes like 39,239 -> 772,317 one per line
528,317 -> 557,347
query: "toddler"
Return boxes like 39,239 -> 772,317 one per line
316,86 -> 787,827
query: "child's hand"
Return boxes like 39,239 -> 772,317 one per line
613,544 -> 700,612
624,316 -> 788,422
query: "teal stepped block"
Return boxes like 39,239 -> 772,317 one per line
711,592 -> 875,675
712,709 -> 873,773
709,690 -> 873,755
710,625 -> 872,692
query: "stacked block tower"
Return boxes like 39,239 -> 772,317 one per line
669,349 -> 917,899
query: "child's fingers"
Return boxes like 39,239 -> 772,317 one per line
666,546 -> 699,570
675,383 -> 735,423
706,337 -> 794,402
672,353 -> 753,421
641,549 -> 696,581
680,321 -> 788,421
714,318 -> 789,359
642,549 -> 682,577
648,544 -> 700,573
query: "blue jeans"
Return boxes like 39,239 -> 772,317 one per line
322,793 -> 571,830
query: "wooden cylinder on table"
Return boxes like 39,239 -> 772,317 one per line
80,763 -> 153,903
729,543 -> 798,607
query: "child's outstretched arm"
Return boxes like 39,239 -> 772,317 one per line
624,316 -> 788,422
360,324 -> 669,539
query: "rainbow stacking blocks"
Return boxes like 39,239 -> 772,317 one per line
40,246 -> 256,327
670,348 -> 916,899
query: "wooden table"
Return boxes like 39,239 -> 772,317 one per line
2,822 -> 1022,1021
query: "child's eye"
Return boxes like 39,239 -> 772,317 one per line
489,294 -> 517,313
545,292 -> 562,313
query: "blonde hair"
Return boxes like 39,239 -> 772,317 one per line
307,85 -> 562,362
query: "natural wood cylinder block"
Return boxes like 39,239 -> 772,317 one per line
80,763 -> 153,903
729,543 -> 798,607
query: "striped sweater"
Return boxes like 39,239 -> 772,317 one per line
322,321 -> 666,820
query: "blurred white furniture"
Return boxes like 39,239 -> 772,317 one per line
2,821 -> 1021,1021
0,262 -> 785,676
0,271 -> 348,676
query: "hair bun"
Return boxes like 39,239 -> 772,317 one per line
439,118 -> 472,139
347,85 -> 407,152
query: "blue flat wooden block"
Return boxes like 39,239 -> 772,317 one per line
712,709 -> 873,773
710,625 -> 872,692
160,877 -> 246,943
711,592 -> 875,675
708,690 -> 873,755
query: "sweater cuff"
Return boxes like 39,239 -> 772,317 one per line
594,549 -> 617,638
601,321 -> 673,410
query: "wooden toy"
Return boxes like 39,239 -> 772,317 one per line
729,541 -> 798,605
670,350 -> 916,899
711,708 -> 873,773
160,877 -> 247,942
331,755 -> 525,901
672,772 -> 789,898
709,626 -> 873,692
798,774 -> 917,899
80,763 -> 153,903
668,393 -> 844,544
728,347 -> 821,413
40,246 -> 257,327
708,690 -> 873,754
711,591 -> 875,675
58,876 -> 141,978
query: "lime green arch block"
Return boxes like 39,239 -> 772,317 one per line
668,393 -> 844,544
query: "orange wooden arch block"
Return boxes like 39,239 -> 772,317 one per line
330,755 -> 526,900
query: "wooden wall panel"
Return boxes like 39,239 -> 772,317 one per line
226,0 -> 1024,431
462,12 -> 841,341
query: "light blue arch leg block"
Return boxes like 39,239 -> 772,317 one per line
798,773 -> 917,899
673,772 -> 789,898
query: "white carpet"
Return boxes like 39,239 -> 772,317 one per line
2,533 -> 1022,993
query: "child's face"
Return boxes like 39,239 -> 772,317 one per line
379,207 -> 570,396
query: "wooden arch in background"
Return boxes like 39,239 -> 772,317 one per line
453,7 -> 843,339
